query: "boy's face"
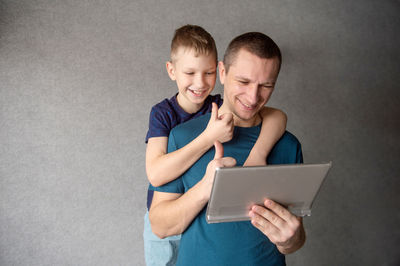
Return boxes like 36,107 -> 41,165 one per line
167,48 -> 217,113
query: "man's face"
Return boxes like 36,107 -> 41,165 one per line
219,49 -> 280,126
166,47 -> 217,113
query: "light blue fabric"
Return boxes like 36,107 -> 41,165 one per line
143,211 -> 181,266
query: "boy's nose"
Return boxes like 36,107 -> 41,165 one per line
194,74 -> 206,88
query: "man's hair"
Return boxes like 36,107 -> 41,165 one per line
170,24 -> 217,63
223,32 -> 282,73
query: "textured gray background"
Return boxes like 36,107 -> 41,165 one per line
1,0 -> 399,265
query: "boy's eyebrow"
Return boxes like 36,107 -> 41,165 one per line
182,66 -> 217,72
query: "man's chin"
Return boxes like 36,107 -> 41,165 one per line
233,110 -> 259,125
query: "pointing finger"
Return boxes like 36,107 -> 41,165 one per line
210,102 -> 218,121
214,141 -> 224,159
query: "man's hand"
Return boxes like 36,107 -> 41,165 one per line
200,141 -> 236,201
203,103 -> 234,145
249,198 -> 306,254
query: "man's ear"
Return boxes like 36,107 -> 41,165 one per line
166,61 -> 176,81
218,61 -> 226,85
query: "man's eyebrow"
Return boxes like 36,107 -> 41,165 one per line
261,81 -> 276,86
235,75 -> 250,81
235,76 -> 276,85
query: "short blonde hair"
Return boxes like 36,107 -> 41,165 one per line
170,24 -> 217,63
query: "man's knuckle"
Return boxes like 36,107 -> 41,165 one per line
292,218 -> 300,228
286,228 -> 295,238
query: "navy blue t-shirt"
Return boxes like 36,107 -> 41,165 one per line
145,93 -> 223,209
150,113 -> 303,265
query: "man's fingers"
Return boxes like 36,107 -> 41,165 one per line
251,205 -> 285,230
249,210 -> 280,242
214,141 -> 224,159
263,199 -> 293,223
210,102 -> 218,121
221,157 -> 236,167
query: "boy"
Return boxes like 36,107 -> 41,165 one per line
143,25 -> 287,265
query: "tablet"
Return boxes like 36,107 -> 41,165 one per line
206,162 -> 332,223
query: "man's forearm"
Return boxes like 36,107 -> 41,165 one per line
149,180 -> 209,238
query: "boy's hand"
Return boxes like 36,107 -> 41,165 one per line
204,103 -> 234,144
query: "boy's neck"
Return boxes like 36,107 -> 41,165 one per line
176,93 -> 204,114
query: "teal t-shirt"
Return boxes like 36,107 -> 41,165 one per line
151,113 -> 303,266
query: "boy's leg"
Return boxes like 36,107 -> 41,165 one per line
143,211 -> 181,266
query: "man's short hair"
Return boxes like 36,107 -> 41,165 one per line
223,32 -> 282,73
170,24 -> 217,63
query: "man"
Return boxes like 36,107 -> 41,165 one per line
149,32 -> 306,265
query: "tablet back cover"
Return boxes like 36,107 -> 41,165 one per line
206,162 -> 332,223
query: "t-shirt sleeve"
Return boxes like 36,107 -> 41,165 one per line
145,105 -> 172,143
148,129 -> 185,193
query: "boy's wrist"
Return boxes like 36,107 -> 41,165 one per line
199,130 -> 215,148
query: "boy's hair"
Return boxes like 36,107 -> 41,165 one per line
170,24 -> 217,63
223,32 -> 282,74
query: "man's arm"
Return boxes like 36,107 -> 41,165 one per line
149,141 -> 236,238
249,198 -> 306,254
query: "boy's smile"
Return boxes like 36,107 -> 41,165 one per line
166,48 -> 217,114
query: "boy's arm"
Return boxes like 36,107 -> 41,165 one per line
244,107 -> 287,166
146,103 -> 233,187
149,141 -> 236,238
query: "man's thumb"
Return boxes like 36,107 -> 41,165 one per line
214,140 -> 223,159
210,102 -> 218,121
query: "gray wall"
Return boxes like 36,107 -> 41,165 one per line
1,0 -> 399,265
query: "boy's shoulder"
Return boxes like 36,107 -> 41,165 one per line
150,94 -> 177,114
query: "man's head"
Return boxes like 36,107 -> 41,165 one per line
219,32 -> 282,126
166,25 -> 218,113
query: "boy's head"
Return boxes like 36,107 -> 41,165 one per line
166,25 -> 218,114
170,24 -> 217,63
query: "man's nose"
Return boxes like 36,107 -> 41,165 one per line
246,84 -> 259,105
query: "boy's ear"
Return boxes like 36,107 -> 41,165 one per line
166,61 -> 176,81
218,61 -> 226,85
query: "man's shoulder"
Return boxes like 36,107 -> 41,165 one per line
172,113 -> 210,132
268,131 -> 302,164
280,131 -> 301,146
169,113 -> 210,143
